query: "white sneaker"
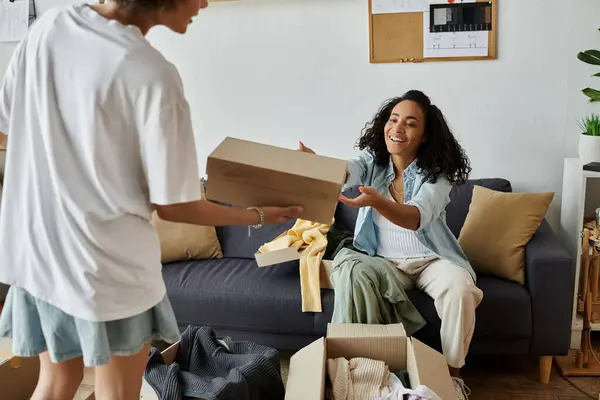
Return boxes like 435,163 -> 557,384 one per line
452,377 -> 471,400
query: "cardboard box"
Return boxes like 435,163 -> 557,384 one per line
285,323 -> 457,400
0,338 -> 40,400
206,137 -> 347,225
254,233 -> 335,290
0,336 -> 156,400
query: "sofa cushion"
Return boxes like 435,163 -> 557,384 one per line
446,178 -> 512,237
152,181 -> 223,263
216,219 -> 295,259
458,186 -> 554,284
162,257 -> 334,336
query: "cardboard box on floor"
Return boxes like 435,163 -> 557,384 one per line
285,323 -> 457,400
0,337 -> 155,400
254,231 -> 335,289
0,338 -> 40,400
206,137 -> 347,225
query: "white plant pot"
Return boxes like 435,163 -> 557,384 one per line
578,134 -> 600,164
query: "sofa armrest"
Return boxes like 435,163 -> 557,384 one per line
525,219 -> 574,355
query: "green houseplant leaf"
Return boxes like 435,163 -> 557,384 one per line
579,114 -> 600,136
583,88 -> 600,102
578,50 -> 600,65
578,29 -> 600,102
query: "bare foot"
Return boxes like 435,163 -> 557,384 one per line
449,366 -> 461,377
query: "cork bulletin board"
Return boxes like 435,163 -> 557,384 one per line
369,0 -> 497,63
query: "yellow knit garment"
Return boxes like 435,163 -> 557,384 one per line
258,219 -> 331,312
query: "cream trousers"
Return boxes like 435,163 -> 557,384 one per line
390,256 -> 484,369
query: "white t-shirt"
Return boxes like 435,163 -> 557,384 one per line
0,5 -> 201,322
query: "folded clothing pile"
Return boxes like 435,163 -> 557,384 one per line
145,325 -> 285,400
326,357 -> 440,400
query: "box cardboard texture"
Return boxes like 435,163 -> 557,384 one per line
206,137 -> 347,225
0,338 -> 40,400
285,323 -> 457,400
254,232 -> 335,289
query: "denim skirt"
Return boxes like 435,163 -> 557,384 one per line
0,286 -> 181,366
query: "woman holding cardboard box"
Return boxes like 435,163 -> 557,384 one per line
0,1 -> 302,399
300,90 -> 483,379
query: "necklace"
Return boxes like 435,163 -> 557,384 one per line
391,181 -> 404,196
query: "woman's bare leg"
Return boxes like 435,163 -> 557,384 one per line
31,352 -> 84,400
94,341 -> 151,400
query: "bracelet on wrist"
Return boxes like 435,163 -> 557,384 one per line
247,207 -> 264,229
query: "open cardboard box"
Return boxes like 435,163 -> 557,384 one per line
0,338 -> 40,400
285,323 -> 457,400
206,137 -> 347,225
0,337 -> 157,400
255,232 -> 335,290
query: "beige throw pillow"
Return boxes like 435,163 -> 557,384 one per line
151,181 -> 223,263
458,185 -> 554,284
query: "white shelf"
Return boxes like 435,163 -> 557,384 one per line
565,158 -> 600,179
560,158 -> 600,350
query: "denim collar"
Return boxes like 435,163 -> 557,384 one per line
385,157 -> 419,182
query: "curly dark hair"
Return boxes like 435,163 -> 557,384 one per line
356,90 -> 471,185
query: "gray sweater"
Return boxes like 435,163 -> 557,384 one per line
144,325 -> 285,400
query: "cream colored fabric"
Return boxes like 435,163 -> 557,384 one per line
458,185 -> 554,284
151,181 -> 223,263
258,219 -> 330,312
390,257 -> 483,368
326,357 -> 389,400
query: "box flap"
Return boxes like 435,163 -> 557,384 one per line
208,137 -> 347,184
255,247 -> 300,267
0,339 -> 40,400
326,323 -> 407,338
285,337 -> 326,400
407,338 -> 456,400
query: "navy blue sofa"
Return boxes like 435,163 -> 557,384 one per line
162,178 -> 574,383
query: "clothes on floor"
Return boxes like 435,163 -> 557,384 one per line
327,356 -> 389,400
258,219 -> 331,312
388,256 -> 483,368
0,286 -> 180,367
330,248 -> 426,336
144,325 -> 285,400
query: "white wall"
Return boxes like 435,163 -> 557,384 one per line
1,0 -> 600,227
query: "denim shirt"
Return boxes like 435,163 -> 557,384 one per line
345,150 -> 476,281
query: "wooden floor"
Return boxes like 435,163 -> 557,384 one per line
461,354 -> 600,399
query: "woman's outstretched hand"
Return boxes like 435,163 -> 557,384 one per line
339,187 -> 383,208
298,141 -> 315,154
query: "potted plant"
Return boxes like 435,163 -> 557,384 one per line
578,114 -> 600,163
577,29 -> 600,163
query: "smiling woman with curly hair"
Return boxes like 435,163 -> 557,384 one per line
300,90 -> 483,379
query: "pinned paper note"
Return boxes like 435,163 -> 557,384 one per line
422,10 -> 489,58
372,0 -> 428,14
0,0 -> 30,43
